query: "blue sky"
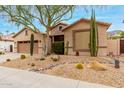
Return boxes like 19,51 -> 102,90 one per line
0,5 -> 124,35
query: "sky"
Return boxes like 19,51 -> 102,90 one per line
0,5 -> 124,35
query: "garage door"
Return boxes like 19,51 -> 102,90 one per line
18,41 -> 38,54
73,30 -> 90,52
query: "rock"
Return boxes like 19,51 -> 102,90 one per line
87,61 -> 107,71
51,55 -> 60,62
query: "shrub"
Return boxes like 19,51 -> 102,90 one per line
20,55 -> 26,59
51,41 -> 64,54
27,63 -> 30,65
0,51 -> 2,55
40,58 -> 45,60
31,63 -> 35,67
6,59 -> 11,61
75,63 -> 83,69
0,51 -> 4,55
51,55 -> 60,62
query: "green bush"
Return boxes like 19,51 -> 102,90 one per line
75,63 -> 84,69
31,63 -> 35,67
20,55 -> 26,59
6,59 -> 11,61
52,41 -> 64,54
0,51 -> 5,55
40,58 -> 45,60
0,51 -> 2,55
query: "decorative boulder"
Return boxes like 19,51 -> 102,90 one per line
51,55 -> 60,62
87,61 -> 107,71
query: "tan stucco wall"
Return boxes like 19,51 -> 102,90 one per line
64,21 -> 108,56
13,28 -> 45,54
49,24 -> 67,36
107,39 -> 120,56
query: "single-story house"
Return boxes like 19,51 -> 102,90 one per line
0,34 -> 14,52
13,18 -> 112,56
13,27 -> 46,54
49,18 -> 111,56
62,18 -> 111,56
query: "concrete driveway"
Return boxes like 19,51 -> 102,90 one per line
0,53 -> 27,63
0,66 -> 112,88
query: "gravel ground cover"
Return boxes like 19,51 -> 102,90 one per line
0,55 -> 124,87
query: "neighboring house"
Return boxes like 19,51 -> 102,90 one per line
13,27 -> 46,54
62,18 -> 111,56
0,34 -> 14,52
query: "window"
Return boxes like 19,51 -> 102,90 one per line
54,35 -> 64,42
25,30 -> 28,36
59,26 -> 63,31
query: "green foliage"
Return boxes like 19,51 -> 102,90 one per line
40,58 -> 45,60
51,58 -> 58,62
20,55 -> 26,59
111,36 -> 120,40
0,51 -> 5,55
30,34 -> 34,56
120,31 -> 124,37
0,51 -> 3,55
6,59 -> 11,61
75,63 -> 84,69
31,63 -> 35,67
0,5 -> 75,55
64,41 -> 69,55
89,9 -> 98,57
52,41 -> 64,54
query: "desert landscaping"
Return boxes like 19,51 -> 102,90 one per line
1,54 -> 124,88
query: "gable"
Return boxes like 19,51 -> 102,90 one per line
13,28 -> 42,41
49,23 -> 68,36
62,18 -> 111,32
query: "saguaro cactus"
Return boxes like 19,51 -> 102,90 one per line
89,9 -> 99,57
30,34 -> 34,56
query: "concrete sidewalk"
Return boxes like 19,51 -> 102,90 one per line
0,66 -> 112,88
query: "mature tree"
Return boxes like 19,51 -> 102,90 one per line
0,5 -> 75,56
89,9 -> 99,57
120,31 -> 124,37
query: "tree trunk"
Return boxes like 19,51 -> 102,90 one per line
45,27 -> 51,56
40,34 -> 45,59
